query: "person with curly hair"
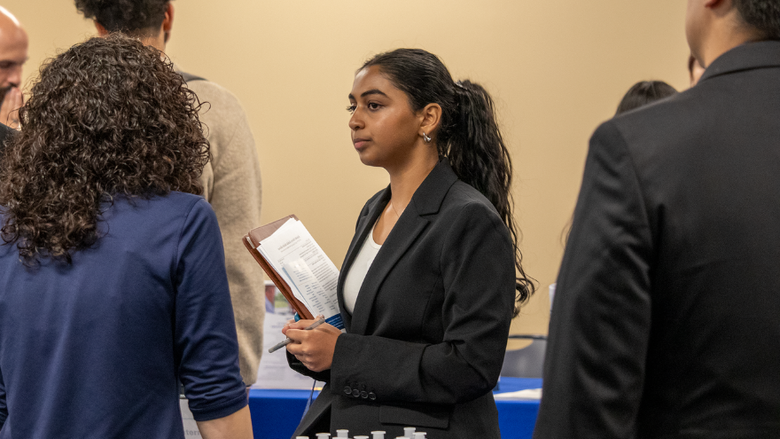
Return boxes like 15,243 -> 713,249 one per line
74,0 -> 266,388
0,35 -> 252,439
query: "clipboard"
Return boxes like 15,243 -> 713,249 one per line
243,215 -> 315,320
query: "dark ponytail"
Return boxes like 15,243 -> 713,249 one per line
361,49 -> 535,311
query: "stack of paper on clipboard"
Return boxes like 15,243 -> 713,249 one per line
243,215 -> 344,330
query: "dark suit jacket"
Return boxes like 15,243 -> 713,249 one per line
290,159 -> 516,439
534,41 -> 780,439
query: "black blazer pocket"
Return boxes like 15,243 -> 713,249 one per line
379,403 -> 452,429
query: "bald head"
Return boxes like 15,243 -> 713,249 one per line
0,6 -> 28,90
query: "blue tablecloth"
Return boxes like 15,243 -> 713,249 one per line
248,377 -> 541,439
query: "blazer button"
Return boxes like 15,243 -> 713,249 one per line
368,392 -> 376,401
343,386 -> 352,395
352,388 -> 361,398
360,391 -> 368,399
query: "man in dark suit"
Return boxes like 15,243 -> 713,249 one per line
534,1 -> 780,438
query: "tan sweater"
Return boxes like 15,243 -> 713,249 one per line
185,77 -> 264,386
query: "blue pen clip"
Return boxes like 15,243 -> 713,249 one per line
293,313 -> 301,322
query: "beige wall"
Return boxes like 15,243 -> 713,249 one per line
4,0 -> 690,338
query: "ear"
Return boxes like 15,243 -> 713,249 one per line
162,2 -> 174,43
94,21 -> 109,36
418,103 -> 442,140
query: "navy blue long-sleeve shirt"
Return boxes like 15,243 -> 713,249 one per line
0,192 -> 247,438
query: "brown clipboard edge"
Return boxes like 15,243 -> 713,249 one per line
243,214 -> 315,320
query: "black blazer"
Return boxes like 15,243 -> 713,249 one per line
290,159 -> 516,439
534,41 -> 780,439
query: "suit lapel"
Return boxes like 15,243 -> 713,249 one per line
348,159 -> 459,335
349,204 -> 429,335
337,188 -> 390,330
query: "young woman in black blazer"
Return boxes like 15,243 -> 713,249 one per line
283,48 -> 534,439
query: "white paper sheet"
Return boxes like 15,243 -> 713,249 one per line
257,218 -> 343,329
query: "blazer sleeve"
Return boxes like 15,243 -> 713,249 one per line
533,121 -> 654,439
330,201 -> 516,405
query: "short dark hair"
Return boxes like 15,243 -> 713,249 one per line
75,0 -> 170,38
615,81 -> 678,115
734,0 -> 780,39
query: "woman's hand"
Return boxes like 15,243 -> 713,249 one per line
282,318 -> 341,372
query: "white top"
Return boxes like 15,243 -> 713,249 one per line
343,224 -> 382,314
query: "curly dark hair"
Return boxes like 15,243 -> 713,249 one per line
735,0 -> 780,39
0,34 -> 209,264
75,0 -> 170,37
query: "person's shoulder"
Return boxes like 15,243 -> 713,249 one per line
604,90 -> 703,157
185,78 -> 232,98
447,181 -> 497,209
184,77 -> 244,109
160,192 -> 213,215
129,191 -> 203,204
432,183 -> 512,250
612,90 -> 690,130
440,181 -> 504,225
140,194 -> 217,237
117,192 -> 210,219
